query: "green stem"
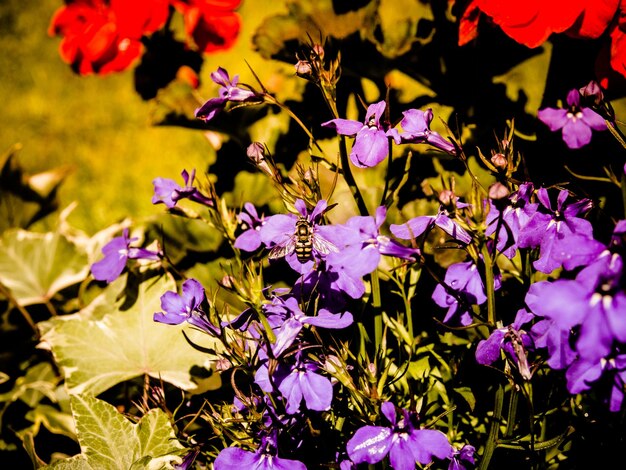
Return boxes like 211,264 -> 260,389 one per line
607,120 -> 626,149
380,137 -> 394,207
371,269 -> 383,352
339,135 -> 369,216
480,243 -> 497,326
479,384 -> 504,470
504,388 -> 518,438
0,283 -> 39,339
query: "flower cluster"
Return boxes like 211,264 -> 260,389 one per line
49,0 -> 241,76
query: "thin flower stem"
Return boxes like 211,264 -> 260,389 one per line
479,383 -> 504,470
371,269 -> 383,351
504,388 -> 518,438
480,243 -> 497,326
0,283 -> 39,339
380,137 -> 394,207
339,136 -> 369,216
606,120 -> 626,149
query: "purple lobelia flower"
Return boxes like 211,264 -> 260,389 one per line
153,278 -> 219,335
390,108 -> 456,154
152,169 -> 213,209
321,100 -> 395,168
343,206 -> 420,264
91,228 -> 161,283
431,260 -> 500,326
517,188 -> 595,274
254,352 -> 333,414
538,88 -> 606,149
565,352 -> 626,412
260,199 -> 350,274
262,296 -> 353,357
390,199 -> 472,245
214,435 -> 306,470
475,309 -> 534,380
195,67 -> 261,122
234,202 -> 266,252
346,401 -> 453,469
447,445 -> 476,470
486,182 -> 537,258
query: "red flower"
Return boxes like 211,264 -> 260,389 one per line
172,0 -> 241,53
49,0 -> 169,75
459,0 -> 619,48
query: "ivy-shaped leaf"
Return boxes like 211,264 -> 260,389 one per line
40,275 -> 221,396
42,394 -> 184,470
0,229 -> 89,306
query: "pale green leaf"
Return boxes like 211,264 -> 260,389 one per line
42,394 -> 184,470
41,275 -> 219,396
493,43 -> 552,116
0,229 -> 89,306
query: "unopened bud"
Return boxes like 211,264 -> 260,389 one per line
579,80 -> 604,105
313,44 -> 325,60
438,189 -> 456,206
489,182 -> 510,200
220,275 -> 236,289
491,152 -> 507,170
246,142 -> 265,163
295,59 -> 312,75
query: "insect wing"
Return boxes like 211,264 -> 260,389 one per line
311,234 -> 339,256
268,236 -> 297,259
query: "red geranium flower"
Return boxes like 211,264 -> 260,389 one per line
49,0 -> 169,75
172,0 -> 241,53
459,0 -> 619,48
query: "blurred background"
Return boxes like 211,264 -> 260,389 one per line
0,0 -> 290,234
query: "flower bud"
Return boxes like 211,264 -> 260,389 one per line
490,152 -> 507,170
438,189 -> 456,206
579,80 -> 604,106
488,182 -> 510,200
313,44 -> 325,60
295,59 -> 312,75
246,142 -> 265,163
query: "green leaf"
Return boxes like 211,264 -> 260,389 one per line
370,0 -> 434,58
0,229 -> 89,306
42,394 -> 184,470
0,144 -> 70,233
252,0 -> 378,59
41,275 -> 221,396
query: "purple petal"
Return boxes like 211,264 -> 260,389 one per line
182,278 -> 205,310
566,358 -> 603,394
234,229 -> 263,251
389,437 -> 418,470
321,118 -> 363,136
434,213 -> 472,244
303,310 -> 353,329
562,118 -> 592,149
346,426 -> 392,464
537,108 -> 568,131
409,429 -> 453,464
152,177 -> 180,208
350,128 -> 389,168
214,447 -> 259,469
381,401 -> 397,425
475,330 -> 505,365
390,216 -> 435,239
278,372 -> 303,414
301,370 -> 333,411
195,97 -> 227,122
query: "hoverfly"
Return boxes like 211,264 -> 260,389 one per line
268,216 -> 339,263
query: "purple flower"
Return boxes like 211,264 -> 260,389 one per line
392,108 -> 456,154
448,445 -> 476,470
566,353 -> 626,412
234,202 -> 266,252
153,278 -> 218,335
152,169 -> 213,209
475,309 -> 534,380
390,202 -> 472,245
346,401 -> 453,469
277,360 -> 333,414
322,100 -> 394,168
214,438 -> 306,470
260,199 -> 352,274
431,260 -> 500,326
538,88 -> 606,149
195,67 -> 261,122
344,206 -> 420,263
486,182 -> 537,258
91,228 -> 161,283
262,296 -> 353,356
517,188 -> 596,274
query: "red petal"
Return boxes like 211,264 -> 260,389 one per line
458,0 -> 481,46
567,0 -> 619,39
